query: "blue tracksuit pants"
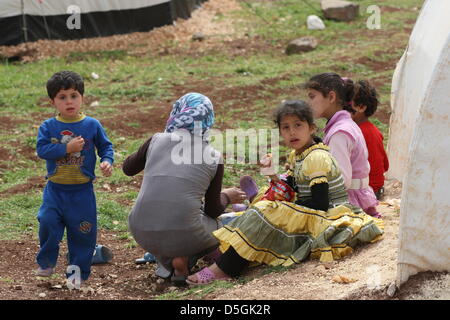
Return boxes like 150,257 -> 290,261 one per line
36,181 -> 97,281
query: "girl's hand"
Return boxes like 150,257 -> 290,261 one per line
260,153 -> 278,180
66,136 -> 84,153
259,153 -> 272,168
100,161 -> 112,177
222,187 -> 247,204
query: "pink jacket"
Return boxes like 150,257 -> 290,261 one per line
323,111 -> 378,213
323,110 -> 370,183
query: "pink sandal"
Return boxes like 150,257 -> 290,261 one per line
186,267 -> 230,286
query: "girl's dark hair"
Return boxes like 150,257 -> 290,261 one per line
273,100 -> 322,143
304,72 -> 354,112
47,71 -> 84,100
352,80 -> 379,117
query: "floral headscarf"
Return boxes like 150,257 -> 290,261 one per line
165,93 -> 214,137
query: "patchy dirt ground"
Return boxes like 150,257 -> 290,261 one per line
0,181 -> 448,300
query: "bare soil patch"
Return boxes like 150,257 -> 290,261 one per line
0,176 -> 45,196
9,140 -> 39,162
0,116 -> 29,132
101,104 -> 170,138
0,146 -> 12,162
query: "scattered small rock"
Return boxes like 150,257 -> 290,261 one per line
91,72 -> 100,80
285,36 -> 318,55
13,285 -> 22,290
192,32 -> 206,41
322,262 -> 334,269
80,286 -> 96,295
332,275 -> 358,284
315,264 -> 327,273
387,282 -> 397,297
321,0 -> 359,22
38,292 -> 46,298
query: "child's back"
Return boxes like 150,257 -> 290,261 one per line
351,80 -> 389,199
128,131 -> 221,260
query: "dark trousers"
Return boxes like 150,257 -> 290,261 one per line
216,246 -> 249,277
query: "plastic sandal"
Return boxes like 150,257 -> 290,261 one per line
186,267 -> 230,286
135,252 -> 157,265
66,244 -> 114,265
92,245 -> 114,264
240,176 -> 258,202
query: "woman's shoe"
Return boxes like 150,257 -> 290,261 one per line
135,252 -> 157,265
186,267 -> 230,286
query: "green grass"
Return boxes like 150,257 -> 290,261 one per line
0,193 -> 42,240
156,280 -> 235,300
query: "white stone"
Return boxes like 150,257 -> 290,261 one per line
307,15 -> 326,30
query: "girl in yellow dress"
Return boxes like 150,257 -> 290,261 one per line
187,100 -> 384,285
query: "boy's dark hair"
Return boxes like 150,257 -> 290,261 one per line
352,80 -> 379,117
304,72 -> 354,113
273,100 -> 322,143
46,71 -> 84,100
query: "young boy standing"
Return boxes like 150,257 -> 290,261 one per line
35,71 -> 114,282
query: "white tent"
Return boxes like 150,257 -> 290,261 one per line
388,0 -> 450,286
0,0 -> 207,46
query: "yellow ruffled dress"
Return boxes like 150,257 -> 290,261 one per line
213,143 -> 384,266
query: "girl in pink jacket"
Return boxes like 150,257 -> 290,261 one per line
305,73 -> 380,218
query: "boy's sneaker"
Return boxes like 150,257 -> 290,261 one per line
35,267 -> 55,277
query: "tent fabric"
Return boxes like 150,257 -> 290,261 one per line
171,0 -> 208,20
389,0 -> 450,286
0,0 -> 170,17
388,0 -> 450,182
0,0 -> 207,46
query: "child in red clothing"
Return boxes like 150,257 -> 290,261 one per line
350,80 -> 389,200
